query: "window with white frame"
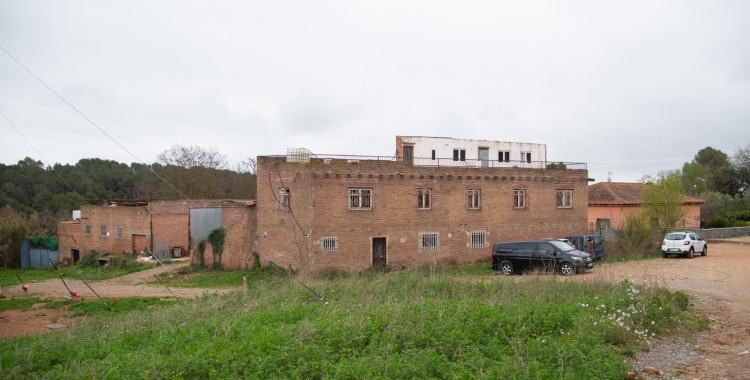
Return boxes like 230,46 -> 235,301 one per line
321,237 -> 338,251
556,189 -> 573,208
115,227 -> 124,239
100,225 -> 107,237
498,151 -> 510,162
349,188 -> 372,210
84,224 -> 92,235
453,149 -> 466,161
419,232 -> 439,250
279,188 -> 290,210
469,230 -> 488,248
467,189 -> 481,209
417,188 -> 432,210
520,152 -> 532,163
513,189 -> 526,209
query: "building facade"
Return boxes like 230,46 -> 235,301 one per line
257,153 -> 590,272
395,136 -> 547,168
588,182 -> 705,231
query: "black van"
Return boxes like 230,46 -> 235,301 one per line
491,239 -> 593,276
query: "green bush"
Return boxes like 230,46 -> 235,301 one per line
612,213 -> 656,256
706,217 -> 729,228
726,209 -> 750,221
78,251 -> 99,268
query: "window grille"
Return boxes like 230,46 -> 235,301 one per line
349,188 -> 372,209
417,188 -> 432,210
513,189 -> 526,209
279,188 -> 290,210
321,237 -> 338,251
467,189 -> 481,209
115,227 -> 124,239
469,231 -> 488,248
419,232 -> 439,250
100,225 -> 107,237
556,190 -> 573,208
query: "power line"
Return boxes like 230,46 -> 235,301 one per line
0,109 -> 84,202
0,46 -> 189,200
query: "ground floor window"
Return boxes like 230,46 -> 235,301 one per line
321,237 -> 338,251
469,230 -> 488,248
556,189 -> 573,208
419,232 -> 439,250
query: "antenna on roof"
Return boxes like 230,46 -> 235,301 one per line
607,172 -> 613,182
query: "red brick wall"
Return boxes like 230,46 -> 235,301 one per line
257,156 -> 589,272
151,213 -> 189,256
190,206 -> 257,269
79,205 -> 150,254
57,221 -> 81,263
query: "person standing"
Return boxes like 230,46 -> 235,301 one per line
586,236 -> 595,260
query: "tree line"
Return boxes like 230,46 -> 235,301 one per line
0,145 -> 257,238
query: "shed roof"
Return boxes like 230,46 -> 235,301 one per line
588,182 -> 705,206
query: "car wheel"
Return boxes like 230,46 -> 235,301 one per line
559,262 -> 574,276
702,245 -> 707,256
662,251 -> 668,258
687,247 -> 694,259
501,261 -> 514,276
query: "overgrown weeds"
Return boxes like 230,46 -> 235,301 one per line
0,270 -> 706,379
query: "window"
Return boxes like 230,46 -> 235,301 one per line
467,189 -> 481,209
513,189 -> 526,209
498,151 -> 510,162
431,150 -> 436,160
100,225 -> 107,237
453,149 -> 466,161
419,232 -> 439,250
84,224 -> 92,235
520,152 -> 532,163
321,237 -> 338,251
556,190 -> 573,208
469,231 -> 488,248
417,188 -> 432,210
349,188 -> 372,210
279,188 -> 290,210
115,227 -> 124,239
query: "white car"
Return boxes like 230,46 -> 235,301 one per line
661,232 -> 707,258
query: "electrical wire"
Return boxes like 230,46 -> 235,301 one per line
0,109 -> 85,202
0,46 -> 189,200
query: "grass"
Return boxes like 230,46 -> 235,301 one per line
0,266 -> 707,379
0,261 -> 159,287
599,251 -> 662,264
0,295 -> 174,316
0,297 -> 48,312
157,264 -> 288,288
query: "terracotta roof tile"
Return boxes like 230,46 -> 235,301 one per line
588,182 -> 705,205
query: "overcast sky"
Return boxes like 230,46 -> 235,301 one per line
1,1 -> 749,183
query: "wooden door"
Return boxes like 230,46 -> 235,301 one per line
372,237 -> 387,268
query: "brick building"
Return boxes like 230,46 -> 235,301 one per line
57,199 -> 256,268
256,150 -> 591,273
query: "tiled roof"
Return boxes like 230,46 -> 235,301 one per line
588,182 -> 705,206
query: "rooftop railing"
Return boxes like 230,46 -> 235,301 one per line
272,151 -> 586,170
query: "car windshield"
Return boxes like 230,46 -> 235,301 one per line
593,236 -> 602,245
666,233 -> 686,240
548,240 -> 575,252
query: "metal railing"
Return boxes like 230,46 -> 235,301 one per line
273,152 -> 586,170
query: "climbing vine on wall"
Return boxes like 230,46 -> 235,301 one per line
207,227 -> 225,269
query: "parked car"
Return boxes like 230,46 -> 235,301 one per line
564,234 -> 604,259
491,239 -> 593,276
661,231 -> 707,258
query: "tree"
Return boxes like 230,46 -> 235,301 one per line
0,205 -> 30,268
641,172 -> 688,235
679,161 -> 708,196
733,143 -> 750,195
693,147 -> 741,195
157,144 -> 228,170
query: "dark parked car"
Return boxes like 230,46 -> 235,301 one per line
564,234 -> 604,259
491,239 -> 593,276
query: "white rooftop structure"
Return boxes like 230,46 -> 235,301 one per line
396,136 -> 547,167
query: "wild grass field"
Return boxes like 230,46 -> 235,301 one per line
0,265 -> 705,379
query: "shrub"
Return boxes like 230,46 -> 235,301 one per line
78,251 -> 99,268
706,217 -> 729,228
726,210 -> 750,221
612,213 -> 656,256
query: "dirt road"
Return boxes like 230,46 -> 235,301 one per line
591,239 -> 750,379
